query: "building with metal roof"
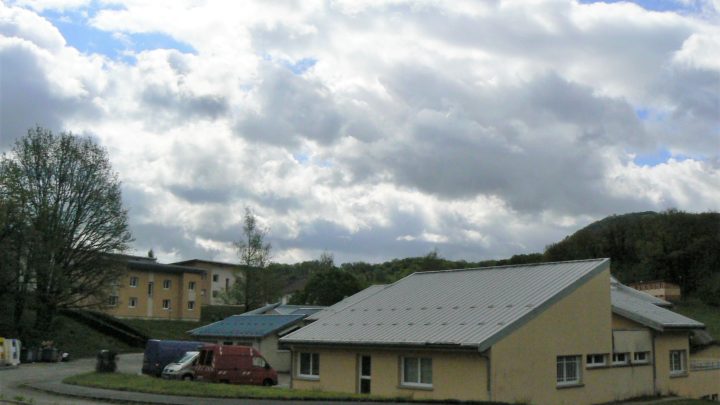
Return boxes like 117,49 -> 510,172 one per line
305,284 -> 387,322
280,259 -> 719,404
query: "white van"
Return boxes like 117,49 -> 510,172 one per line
161,351 -> 199,380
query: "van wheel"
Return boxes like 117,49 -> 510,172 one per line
262,379 -> 273,386
182,374 -> 193,381
220,379 -> 229,384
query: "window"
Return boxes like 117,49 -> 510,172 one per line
212,290 -> 219,298
670,350 -> 686,375
148,282 -> 154,297
223,341 -> 233,346
557,356 -> 581,386
188,281 -> 196,290
107,295 -> 118,306
253,356 -> 267,368
162,299 -> 171,310
401,357 -> 433,388
187,301 -> 195,310
163,280 -> 171,289
612,353 -> 629,365
201,289 -> 206,296
586,354 -> 606,368
129,276 -> 138,287
128,297 -> 137,308
633,352 -> 650,364
298,352 -> 319,378
213,274 -> 219,282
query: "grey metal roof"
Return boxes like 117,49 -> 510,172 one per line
611,283 -> 704,331
282,259 -> 610,351
188,314 -> 306,338
610,276 -> 672,307
306,285 -> 388,321
243,303 -> 325,316
126,260 -> 206,275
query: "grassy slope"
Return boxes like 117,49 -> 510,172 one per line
120,319 -> 200,341
672,300 -> 720,340
51,315 -> 138,358
64,372 -> 506,403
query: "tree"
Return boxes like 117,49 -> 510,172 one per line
232,207 -> 273,310
0,127 -> 132,332
291,253 -> 363,306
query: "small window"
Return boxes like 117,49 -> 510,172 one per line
612,353 -> 629,365
187,301 -> 195,310
201,289 -> 206,296
670,350 -> 686,375
162,299 -> 171,310
128,297 -> 137,308
163,280 -> 171,289
401,357 -> 433,387
253,356 -> 266,368
189,281 -> 196,290
213,274 -> 219,282
107,295 -> 119,306
586,354 -> 606,368
298,352 -> 319,378
223,341 -> 233,346
633,351 -> 650,364
148,282 -> 154,297
129,276 -> 138,287
212,290 -> 219,298
557,355 -> 581,386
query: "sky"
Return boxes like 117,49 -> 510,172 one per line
0,0 -> 718,265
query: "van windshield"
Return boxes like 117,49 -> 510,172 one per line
175,351 -> 199,364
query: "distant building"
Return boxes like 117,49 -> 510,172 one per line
629,280 -> 682,302
103,255 -> 205,321
281,259 -> 719,403
172,259 -> 243,306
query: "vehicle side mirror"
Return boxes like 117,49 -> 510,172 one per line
264,363 -> 270,370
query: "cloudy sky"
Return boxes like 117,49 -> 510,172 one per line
1,0 -> 718,265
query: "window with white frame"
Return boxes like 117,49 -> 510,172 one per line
670,350 -> 686,375
557,355 -> 581,386
128,297 -> 137,308
162,299 -> 171,310
298,352 -> 319,378
107,295 -> 119,306
163,279 -> 171,289
188,281 -> 195,291
129,276 -> 138,287
633,351 -> 650,364
612,353 -> 629,365
586,354 -> 607,368
401,357 -> 433,387
187,301 -> 195,310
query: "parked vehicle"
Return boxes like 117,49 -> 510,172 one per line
161,351 -> 199,380
142,339 -> 204,377
0,338 -> 21,367
193,344 -> 278,386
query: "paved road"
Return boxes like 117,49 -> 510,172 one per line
0,353 -> 144,405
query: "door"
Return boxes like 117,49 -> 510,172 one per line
359,355 -> 371,394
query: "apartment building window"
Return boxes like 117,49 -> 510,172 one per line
557,355 -> 581,386
107,295 -> 119,306
187,301 -> 195,310
401,357 -> 433,388
162,299 -> 171,310
129,276 -> 138,287
163,280 -> 171,289
298,352 -> 320,378
128,297 -> 137,308
148,282 -> 154,297
212,290 -> 219,298
612,353 -> 629,366
586,354 -> 607,368
633,352 -> 650,364
213,274 -> 219,282
201,289 -> 206,296
670,350 -> 686,375
188,281 -> 196,291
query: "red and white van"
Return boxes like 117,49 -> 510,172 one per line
193,344 -> 278,386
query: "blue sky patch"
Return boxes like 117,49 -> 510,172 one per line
40,2 -> 194,61
579,0 -> 702,13
633,148 -> 672,166
281,58 -> 317,75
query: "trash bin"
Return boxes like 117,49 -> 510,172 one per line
96,350 -> 117,372
41,347 -> 59,362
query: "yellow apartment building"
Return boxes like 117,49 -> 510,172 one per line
281,259 -> 720,404
171,259 -> 243,306
103,256 -> 205,321
629,280 -> 682,302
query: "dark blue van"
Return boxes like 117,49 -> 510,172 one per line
142,339 -> 204,377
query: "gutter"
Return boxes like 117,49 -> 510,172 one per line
480,349 -> 492,401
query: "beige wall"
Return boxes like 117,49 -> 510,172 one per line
291,347 -> 488,401
104,270 -> 202,321
655,332 -> 691,395
258,334 -> 292,373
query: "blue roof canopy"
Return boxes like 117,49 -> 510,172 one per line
189,314 -> 305,338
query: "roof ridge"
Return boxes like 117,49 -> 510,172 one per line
411,258 -> 609,276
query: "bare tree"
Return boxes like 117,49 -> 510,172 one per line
0,127 -> 132,332
233,207 -> 272,310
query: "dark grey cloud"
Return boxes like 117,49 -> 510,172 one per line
141,85 -> 229,122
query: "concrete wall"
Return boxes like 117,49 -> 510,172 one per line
258,334 -> 292,373
290,347 -> 488,401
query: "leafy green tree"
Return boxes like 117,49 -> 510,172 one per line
291,253 -> 363,306
0,127 -> 132,332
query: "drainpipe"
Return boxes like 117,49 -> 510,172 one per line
289,346 -> 294,389
651,331 -> 657,395
480,350 -> 492,401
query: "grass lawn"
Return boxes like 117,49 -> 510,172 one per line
120,319 -> 200,341
662,400 -> 717,405
63,372 -> 506,403
673,299 -> 720,340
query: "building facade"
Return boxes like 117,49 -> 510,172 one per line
281,259 -> 720,404
629,280 -> 682,302
172,259 -> 243,306
103,258 -> 205,321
